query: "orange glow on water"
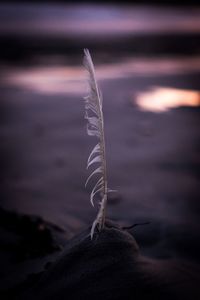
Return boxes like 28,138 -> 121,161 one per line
136,87 -> 200,112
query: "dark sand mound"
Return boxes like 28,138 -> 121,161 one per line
19,221 -> 200,300
0,208 -> 67,299
0,207 -> 64,261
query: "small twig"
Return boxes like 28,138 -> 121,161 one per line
122,222 -> 150,230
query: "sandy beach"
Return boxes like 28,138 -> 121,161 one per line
1,66 -> 200,298
0,3 -> 200,299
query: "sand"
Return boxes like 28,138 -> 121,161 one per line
0,52 -> 200,300
0,2 -> 200,298
13,221 -> 200,300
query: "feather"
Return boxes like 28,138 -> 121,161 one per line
83,49 -> 108,239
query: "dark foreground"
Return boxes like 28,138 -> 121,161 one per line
1,215 -> 200,300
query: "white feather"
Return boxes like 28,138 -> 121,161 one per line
83,49 -> 108,239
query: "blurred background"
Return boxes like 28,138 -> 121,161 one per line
0,0 -> 200,260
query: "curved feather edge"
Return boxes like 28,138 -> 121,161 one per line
85,166 -> 103,187
87,143 -> 101,165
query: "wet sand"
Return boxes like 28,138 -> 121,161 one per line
0,66 -> 200,298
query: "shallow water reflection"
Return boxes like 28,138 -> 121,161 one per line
2,56 -> 200,95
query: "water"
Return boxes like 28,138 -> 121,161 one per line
0,3 -> 200,37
